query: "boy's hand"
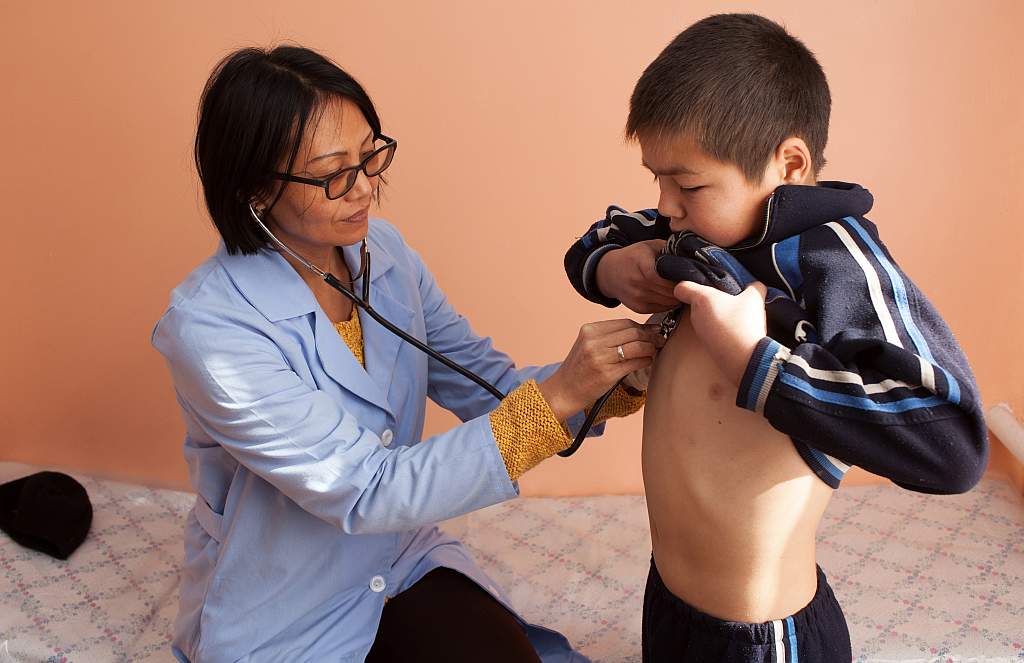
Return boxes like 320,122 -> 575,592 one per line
595,240 -> 679,313
673,280 -> 768,387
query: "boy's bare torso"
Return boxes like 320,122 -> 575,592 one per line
643,309 -> 833,623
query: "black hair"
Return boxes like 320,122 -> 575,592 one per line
626,14 -> 830,181
194,45 -> 383,254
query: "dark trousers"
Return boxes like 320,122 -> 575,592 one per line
367,567 -> 541,662
643,558 -> 852,662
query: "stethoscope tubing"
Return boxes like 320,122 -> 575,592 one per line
325,266 -> 506,402
248,204 -> 600,455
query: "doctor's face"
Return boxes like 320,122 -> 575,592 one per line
265,96 -> 382,251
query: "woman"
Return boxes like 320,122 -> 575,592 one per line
153,45 -> 662,662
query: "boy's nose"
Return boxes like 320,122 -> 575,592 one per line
658,194 -> 686,232
658,187 -> 684,215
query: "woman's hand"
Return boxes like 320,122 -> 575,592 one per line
538,319 -> 666,421
595,240 -> 680,313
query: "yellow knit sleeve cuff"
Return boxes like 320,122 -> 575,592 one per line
591,384 -> 646,426
489,379 -> 572,482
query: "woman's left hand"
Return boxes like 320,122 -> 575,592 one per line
538,319 -> 666,421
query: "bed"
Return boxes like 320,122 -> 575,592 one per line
2,462 -> 1021,662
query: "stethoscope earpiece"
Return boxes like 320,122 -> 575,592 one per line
248,202 -> 329,279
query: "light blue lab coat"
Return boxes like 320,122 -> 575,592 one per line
152,219 -> 594,662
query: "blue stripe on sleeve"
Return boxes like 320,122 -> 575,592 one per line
844,218 -> 931,360
581,223 -> 606,249
807,447 -> 846,482
938,365 -> 961,405
743,340 -> 780,411
779,373 -> 947,413
707,247 -> 757,287
845,218 -> 961,405
774,235 -> 803,295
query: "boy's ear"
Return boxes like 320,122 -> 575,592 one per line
773,136 -> 813,184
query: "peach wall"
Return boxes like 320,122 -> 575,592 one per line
2,1 -> 1022,495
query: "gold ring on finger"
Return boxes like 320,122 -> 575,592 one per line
616,345 -> 626,362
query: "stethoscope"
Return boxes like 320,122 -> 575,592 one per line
248,203 -> 617,456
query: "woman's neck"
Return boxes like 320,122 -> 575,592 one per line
266,220 -> 351,281
268,229 -> 355,322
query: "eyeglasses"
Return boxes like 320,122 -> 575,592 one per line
273,134 -> 397,200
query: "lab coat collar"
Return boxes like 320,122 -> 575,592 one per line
217,233 -> 405,415
216,235 -> 396,323
314,286 -> 413,417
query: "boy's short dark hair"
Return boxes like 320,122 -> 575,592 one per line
627,14 -> 830,182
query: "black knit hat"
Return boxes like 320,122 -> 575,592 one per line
0,471 -> 92,560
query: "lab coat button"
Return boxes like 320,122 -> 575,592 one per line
370,575 -> 386,593
381,429 -> 394,447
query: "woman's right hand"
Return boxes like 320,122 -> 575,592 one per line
538,319 -> 666,421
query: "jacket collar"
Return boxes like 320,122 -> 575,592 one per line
732,181 -> 874,251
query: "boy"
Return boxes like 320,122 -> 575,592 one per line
564,14 -> 987,662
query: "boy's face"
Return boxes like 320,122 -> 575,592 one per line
640,132 -> 788,248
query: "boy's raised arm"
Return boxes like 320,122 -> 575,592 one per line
734,217 -> 988,494
564,206 -> 673,308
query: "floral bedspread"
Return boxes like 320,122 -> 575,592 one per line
2,463 -> 1021,662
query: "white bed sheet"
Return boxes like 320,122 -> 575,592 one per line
1,462 -> 1021,662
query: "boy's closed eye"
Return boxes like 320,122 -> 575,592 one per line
650,173 -> 706,191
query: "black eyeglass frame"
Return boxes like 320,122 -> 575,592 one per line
272,134 -> 397,200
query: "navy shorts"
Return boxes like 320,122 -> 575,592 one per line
642,558 -> 851,662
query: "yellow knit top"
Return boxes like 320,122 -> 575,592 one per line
333,309 -> 645,481
333,309 -> 365,368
